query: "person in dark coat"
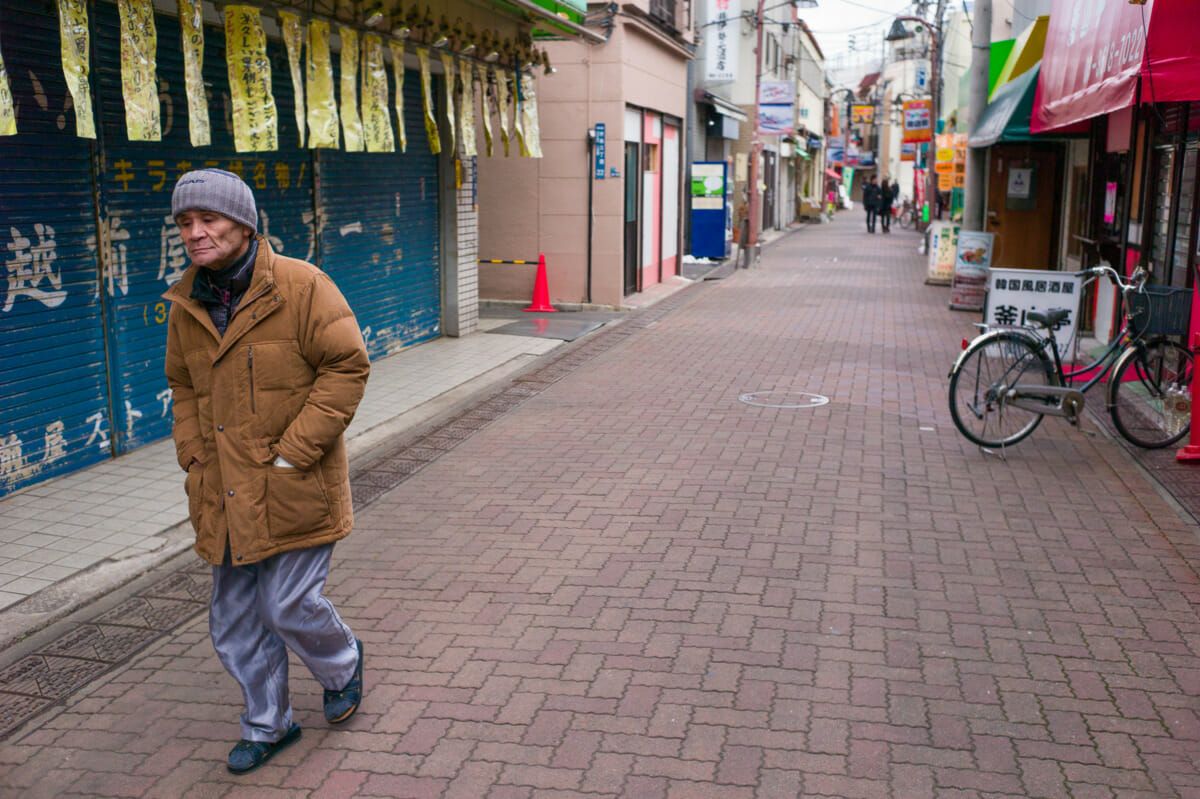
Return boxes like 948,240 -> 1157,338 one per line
863,175 -> 881,233
879,177 -> 894,233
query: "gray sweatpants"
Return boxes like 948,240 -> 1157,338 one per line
209,543 -> 358,742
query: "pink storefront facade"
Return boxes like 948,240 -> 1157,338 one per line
477,3 -> 691,307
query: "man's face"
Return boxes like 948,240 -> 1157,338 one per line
175,210 -> 253,270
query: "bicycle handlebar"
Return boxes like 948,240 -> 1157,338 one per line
1077,264 -> 1149,293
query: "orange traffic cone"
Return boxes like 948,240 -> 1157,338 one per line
523,253 -> 557,313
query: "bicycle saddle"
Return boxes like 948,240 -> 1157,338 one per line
1025,308 -> 1069,329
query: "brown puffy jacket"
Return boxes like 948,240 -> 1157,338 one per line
163,237 -> 370,566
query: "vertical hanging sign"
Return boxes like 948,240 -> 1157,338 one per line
278,10 -> 306,147
361,34 -> 393,153
57,0 -> 96,139
118,0 -> 160,141
516,73 -> 542,158
458,59 -> 476,157
338,26 -> 363,152
0,39 -> 15,136
494,67 -> 510,157
225,6 -> 277,152
389,41 -> 407,153
416,48 -> 439,154
476,63 -> 492,158
177,0 -> 210,146
306,20 -> 339,148
703,0 -> 737,82
439,52 -> 457,156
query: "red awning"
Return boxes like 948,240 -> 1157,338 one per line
1033,0 -> 1200,133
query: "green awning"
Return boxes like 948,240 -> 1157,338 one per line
968,64 -> 1040,147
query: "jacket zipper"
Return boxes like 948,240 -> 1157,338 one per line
248,346 -> 255,414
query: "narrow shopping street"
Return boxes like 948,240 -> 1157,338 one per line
3,212 -> 1200,798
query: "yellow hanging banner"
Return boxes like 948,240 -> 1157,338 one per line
361,34 -> 393,153
225,6 -> 277,151
389,41 -> 407,153
516,73 -> 542,159
278,10 -> 305,148
494,67 -> 510,157
118,0 -> 160,141
458,58 -> 476,157
440,53 -> 457,156
476,63 -> 492,158
416,48 -> 439,155
57,0 -> 96,139
306,20 -> 339,148
0,39 -> 16,136
177,0 -> 210,147
338,26 -> 363,152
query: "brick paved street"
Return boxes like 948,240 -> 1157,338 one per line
4,212 -> 1200,797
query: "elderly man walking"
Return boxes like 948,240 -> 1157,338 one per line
163,169 -> 370,774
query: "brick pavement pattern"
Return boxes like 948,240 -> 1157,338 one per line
3,213 -> 1200,797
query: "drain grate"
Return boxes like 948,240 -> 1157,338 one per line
0,278 -> 712,741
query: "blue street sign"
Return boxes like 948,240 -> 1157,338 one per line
594,123 -> 606,180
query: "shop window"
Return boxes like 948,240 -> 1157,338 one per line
1067,166 -> 1088,259
644,142 -> 659,173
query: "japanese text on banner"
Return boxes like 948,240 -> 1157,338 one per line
389,41 -> 407,153
279,10 -> 305,147
306,20 -> 339,148
338,26 -> 363,152
361,34 -> 393,153
440,53 -> 456,156
476,63 -> 492,158
225,6 -> 277,152
177,0 -> 210,147
494,67 -> 510,157
118,0 -> 160,141
417,48 -> 439,154
0,39 -> 15,136
57,0 -> 96,139
516,74 -> 542,158
458,58 -> 476,157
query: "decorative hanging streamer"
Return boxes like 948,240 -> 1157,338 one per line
389,41 -> 407,153
177,0 -> 210,146
416,48 -> 439,155
458,58 -> 476,157
338,26 -> 363,152
278,10 -> 305,147
494,67 -> 510,157
476,63 -> 492,158
225,6 -> 277,151
0,39 -> 15,136
361,34 -> 393,153
306,20 -> 339,148
57,0 -> 96,139
439,52 -> 456,156
516,73 -> 542,158
118,0 -> 160,141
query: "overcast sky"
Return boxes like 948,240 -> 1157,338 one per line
797,0 -> 921,69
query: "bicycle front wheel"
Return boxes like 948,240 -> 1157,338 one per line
900,208 -> 914,229
1108,338 -> 1193,448
949,331 -> 1056,448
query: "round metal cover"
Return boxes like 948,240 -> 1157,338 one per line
739,390 -> 830,409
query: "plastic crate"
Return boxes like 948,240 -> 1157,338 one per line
1126,285 -> 1192,337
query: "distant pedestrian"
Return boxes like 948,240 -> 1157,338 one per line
863,175 -> 881,233
163,169 -> 370,775
879,177 -> 894,233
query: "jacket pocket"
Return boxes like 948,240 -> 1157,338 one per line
185,463 -> 219,538
265,465 -> 333,539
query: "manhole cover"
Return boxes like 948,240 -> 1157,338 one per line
739,390 -> 830,409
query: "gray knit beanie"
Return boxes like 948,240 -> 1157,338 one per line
171,168 -> 258,231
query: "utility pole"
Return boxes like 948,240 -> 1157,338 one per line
963,0 -> 992,230
746,0 -> 766,267
926,0 -> 945,224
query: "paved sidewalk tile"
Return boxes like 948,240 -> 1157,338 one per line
2,214 -> 1200,798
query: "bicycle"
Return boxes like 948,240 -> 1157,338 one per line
948,265 -> 1194,450
897,199 -> 916,230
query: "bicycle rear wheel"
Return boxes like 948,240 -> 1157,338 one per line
949,331 -> 1056,448
1108,338 -> 1193,448
900,207 -> 914,229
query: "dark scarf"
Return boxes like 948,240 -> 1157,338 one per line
190,239 -> 258,337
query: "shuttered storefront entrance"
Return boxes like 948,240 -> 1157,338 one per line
0,7 -> 110,493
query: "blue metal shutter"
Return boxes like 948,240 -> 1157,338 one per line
0,7 -> 111,495
92,3 -> 314,452
317,68 -> 440,357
